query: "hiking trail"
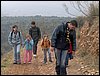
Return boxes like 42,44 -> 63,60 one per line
1,42 -> 98,75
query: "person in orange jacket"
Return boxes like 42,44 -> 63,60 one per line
41,34 -> 52,64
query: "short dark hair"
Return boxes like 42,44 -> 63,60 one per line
66,21 -> 70,25
70,20 -> 78,27
31,21 -> 35,25
12,25 -> 18,28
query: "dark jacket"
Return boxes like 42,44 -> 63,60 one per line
29,26 -> 41,42
51,23 -> 76,51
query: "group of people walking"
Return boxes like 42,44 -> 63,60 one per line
8,20 -> 77,75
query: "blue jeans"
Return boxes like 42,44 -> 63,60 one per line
54,48 -> 68,75
13,44 -> 21,63
43,48 -> 52,63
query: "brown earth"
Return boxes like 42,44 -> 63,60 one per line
1,42 -> 83,75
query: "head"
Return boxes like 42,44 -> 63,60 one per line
31,21 -> 36,27
43,35 -> 48,41
26,34 -> 32,40
12,25 -> 18,32
67,20 -> 78,30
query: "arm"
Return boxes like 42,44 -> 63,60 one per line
30,39 -> 34,46
22,40 -> 27,48
40,39 -> 43,47
51,25 -> 60,47
20,32 -> 24,45
29,27 -> 32,38
37,27 -> 41,40
48,40 -> 51,47
8,32 -> 13,46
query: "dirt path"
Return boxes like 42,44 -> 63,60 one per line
1,42 -> 83,75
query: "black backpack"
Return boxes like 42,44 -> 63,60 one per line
11,31 -> 20,40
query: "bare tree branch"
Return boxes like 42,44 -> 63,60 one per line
76,1 -> 88,16
62,3 -> 76,16
63,1 -> 99,17
70,1 -> 81,12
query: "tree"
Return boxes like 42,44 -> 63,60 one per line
63,1 -> 99,17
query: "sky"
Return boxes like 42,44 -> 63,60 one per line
1,1 -> 86,17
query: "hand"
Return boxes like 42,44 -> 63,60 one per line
22,44 -> 24,48
12,44 -> 14,47
20,43 -> 23,46
50,47 -> 54,52
11,43 -> 14,47
39,38 -> 41,41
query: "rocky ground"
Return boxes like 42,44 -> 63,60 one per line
1,41 -> 99,75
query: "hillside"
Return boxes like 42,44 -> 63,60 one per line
1,42 -> 81,75
77,17 -> 99,71
1,41 -> 99,75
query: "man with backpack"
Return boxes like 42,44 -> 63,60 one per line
8,25 -> 24,64
29,21 -> 41,58
50,20 -> 77,75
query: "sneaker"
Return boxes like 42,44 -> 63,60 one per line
28,62 -> 31,64
43,62 -> 47,64
33,54 -> 37,58
24,62 -> 26,64
17,62 -> 21,64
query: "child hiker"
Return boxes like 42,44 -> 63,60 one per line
41,35 -> 52,64
8,25 -> 24,64
23,34 -> 34,64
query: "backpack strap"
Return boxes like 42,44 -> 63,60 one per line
11,31 -> 20,39
18,31 -> 20,38
11,31 -> 13,40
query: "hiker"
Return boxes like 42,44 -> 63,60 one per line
50,20 -> 77,75
8,25 -> 24,64
29,21 -> 41,58
22,34 -> 34,64
41,34 -> 52,64
65,21 -> 76,67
